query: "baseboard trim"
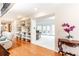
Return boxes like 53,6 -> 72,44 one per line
31,41 -> 58,52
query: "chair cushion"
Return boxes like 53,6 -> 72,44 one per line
0,36 -> 6,41
2,32 -> 12,40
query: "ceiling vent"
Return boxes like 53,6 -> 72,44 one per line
0,3 -> 14,16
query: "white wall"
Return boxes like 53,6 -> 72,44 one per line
55,4 -> 79,51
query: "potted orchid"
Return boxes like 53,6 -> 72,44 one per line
62,23 -> 75,39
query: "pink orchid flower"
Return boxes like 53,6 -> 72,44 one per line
62,23 -> 75,33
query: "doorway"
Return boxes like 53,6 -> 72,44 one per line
34,16 -> 55,50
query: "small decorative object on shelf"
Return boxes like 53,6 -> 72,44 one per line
62,23 -> 75,39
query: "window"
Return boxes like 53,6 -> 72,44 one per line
47,25 -> 50,32
36,24 -> 55,36
37,25 -> 42,31
42,25 -> 47,34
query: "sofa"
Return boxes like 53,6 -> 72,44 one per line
0,31 -> 13,50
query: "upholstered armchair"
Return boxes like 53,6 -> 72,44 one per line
0,31 -> 13,49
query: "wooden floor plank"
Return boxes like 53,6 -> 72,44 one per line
8,39 -> 61,56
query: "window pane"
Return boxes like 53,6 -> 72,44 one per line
37,25 -> 42,31
43,26 -> 46,31
47,25 -> 50,31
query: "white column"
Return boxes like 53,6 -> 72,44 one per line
11,20 -> 17,40
31,18 -> 36,43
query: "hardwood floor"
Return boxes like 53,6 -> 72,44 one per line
8,39 -> 61,56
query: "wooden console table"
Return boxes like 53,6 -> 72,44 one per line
58,38 -> 79,56
0,44 -> 10,56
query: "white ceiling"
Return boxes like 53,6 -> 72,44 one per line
0,3 -> 3,10
0,3 -> 3,16
1,3 -> 56,22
